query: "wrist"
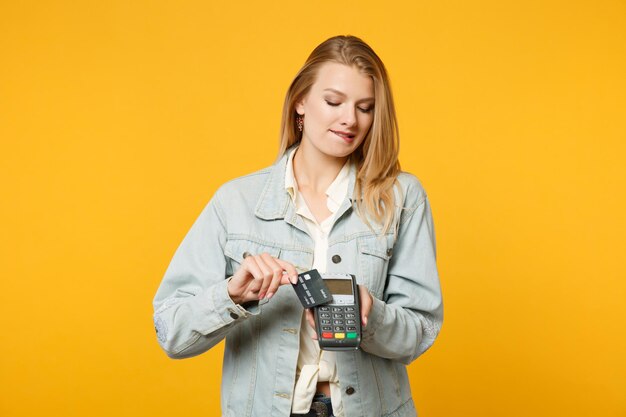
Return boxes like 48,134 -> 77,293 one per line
227,276 -> 243,305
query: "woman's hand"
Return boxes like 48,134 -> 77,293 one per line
304,285 -> 373,339
227,253 -> 298,305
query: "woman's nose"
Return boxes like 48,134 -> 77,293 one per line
341,106 -> 357,127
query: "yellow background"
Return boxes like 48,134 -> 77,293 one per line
1,0 -> 625,416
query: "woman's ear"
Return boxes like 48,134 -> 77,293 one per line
295,98 -> 306,115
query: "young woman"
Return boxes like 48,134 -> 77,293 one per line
153,35 -> 443,417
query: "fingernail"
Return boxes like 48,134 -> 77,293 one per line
259,292 -> 266,299
266,292 -> 274,300
363,317 -> 368,327
291,275 -> 298,284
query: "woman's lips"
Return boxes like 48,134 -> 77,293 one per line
331,130 -> 355,143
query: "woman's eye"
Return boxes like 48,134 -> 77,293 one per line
325,100 -> 373,113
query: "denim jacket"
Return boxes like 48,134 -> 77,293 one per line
153,149 -> 443,417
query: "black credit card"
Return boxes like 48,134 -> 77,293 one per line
291,269 -> 333,308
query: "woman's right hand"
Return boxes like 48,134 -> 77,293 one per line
227,253 -> 298,305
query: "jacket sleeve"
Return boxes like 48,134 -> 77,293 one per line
360,186 -> 443,365
152,191 -> 258,359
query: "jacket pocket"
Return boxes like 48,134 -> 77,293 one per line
224,237 -> 282,276
357,234 -> 394,299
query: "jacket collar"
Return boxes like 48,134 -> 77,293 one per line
254,145 -> 357,221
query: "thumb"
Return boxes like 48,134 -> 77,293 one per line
358,285 -> 372,327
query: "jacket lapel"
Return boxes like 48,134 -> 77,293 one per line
254,147 -> 358,237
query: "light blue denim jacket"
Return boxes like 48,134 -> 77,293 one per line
153,148 -> 443,417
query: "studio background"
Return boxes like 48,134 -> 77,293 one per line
1,1 -> 625,416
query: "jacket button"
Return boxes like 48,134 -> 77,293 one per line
386,248 -> 393,257
345,386 -> 355,395
331,255 -> 342,264
229,311 -> 239,320
242,251 -> 252,259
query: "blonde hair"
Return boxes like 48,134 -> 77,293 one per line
278,35 -> 401,234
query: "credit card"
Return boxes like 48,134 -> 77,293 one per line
291,269 -> 333,308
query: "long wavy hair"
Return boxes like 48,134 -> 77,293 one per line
278,35 -> 401,235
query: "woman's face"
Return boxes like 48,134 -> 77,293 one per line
296,62 -> 375,159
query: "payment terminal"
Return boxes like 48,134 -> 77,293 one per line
315,273 -> 361,351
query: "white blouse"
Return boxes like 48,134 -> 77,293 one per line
285,147 -> 349,417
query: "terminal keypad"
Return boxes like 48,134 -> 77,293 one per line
318,306 -> 359,340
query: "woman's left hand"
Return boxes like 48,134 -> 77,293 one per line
304,285 -> 373,340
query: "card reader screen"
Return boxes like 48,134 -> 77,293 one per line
325,279 -> 353,295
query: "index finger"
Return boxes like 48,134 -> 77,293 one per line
275,259 -> 298,284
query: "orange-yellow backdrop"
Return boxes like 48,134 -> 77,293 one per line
1,1 -> 625,416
